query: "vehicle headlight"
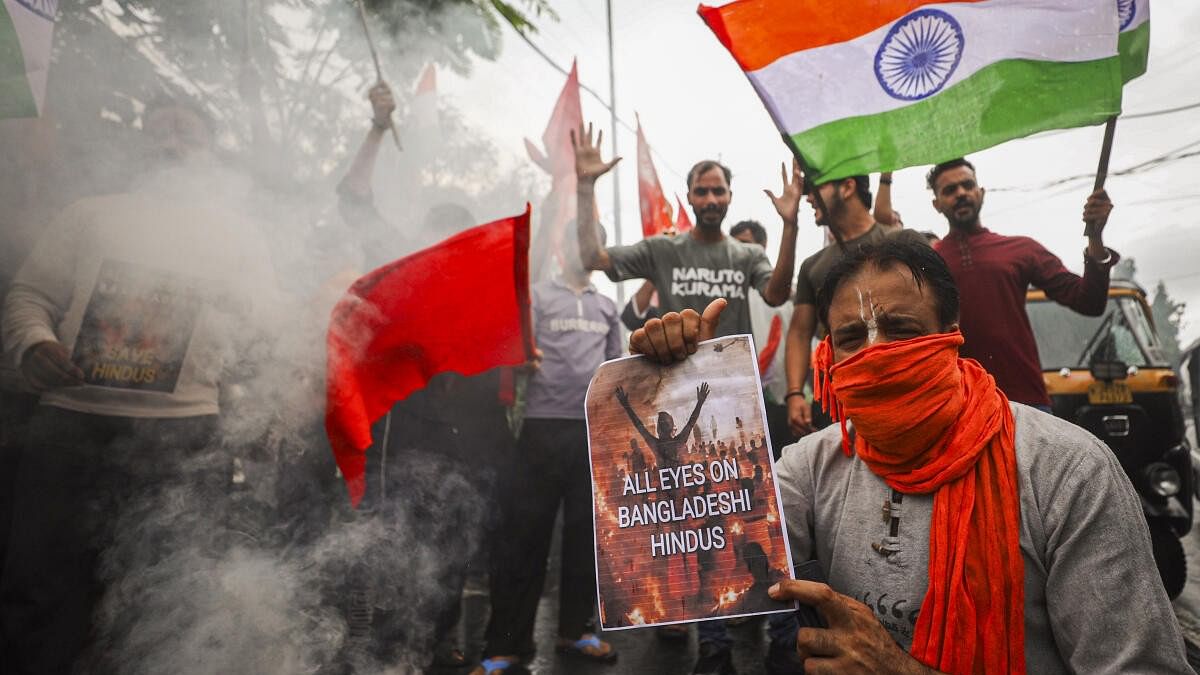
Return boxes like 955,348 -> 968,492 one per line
1144,463 -> 1182,498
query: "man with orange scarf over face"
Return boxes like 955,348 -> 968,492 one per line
627,238 -> 1189,674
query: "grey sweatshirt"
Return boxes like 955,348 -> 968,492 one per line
775,403 -> 1191,674
524,278 -> 621,420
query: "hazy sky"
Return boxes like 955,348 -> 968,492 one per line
438,0 -> 1200,343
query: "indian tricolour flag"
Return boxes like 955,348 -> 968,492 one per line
1,0 -> 56,119
1119,0 -> 1149,83
699,0 -> 1125,182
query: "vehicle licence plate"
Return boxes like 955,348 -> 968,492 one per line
1088,381 -> 1133,405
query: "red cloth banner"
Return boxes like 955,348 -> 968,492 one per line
325,206 -> 534,506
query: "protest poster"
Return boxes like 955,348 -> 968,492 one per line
586,334 -> 794,629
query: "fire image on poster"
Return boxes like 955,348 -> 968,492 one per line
586,335 -> 794,629
71,259 -> 201,393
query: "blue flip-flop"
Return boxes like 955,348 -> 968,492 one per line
555,635 -> 619,664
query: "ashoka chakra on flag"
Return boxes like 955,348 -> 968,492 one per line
874,9 -> 965,101
1117,0 -> 1136,30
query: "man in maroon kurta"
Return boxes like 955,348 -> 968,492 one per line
927,158 -> 1118,408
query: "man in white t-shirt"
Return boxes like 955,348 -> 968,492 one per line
0,99 -> 278,674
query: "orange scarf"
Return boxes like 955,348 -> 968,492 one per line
813,332 -> 1024,675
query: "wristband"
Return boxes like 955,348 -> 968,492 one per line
784,391 -> 806,401
879,178 -> 892,185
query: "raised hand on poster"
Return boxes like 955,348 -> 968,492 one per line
589,309 -> 796,629
629,298 -> 727,364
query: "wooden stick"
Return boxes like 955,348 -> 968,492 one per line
1086,116 -> 1117,236
355,0 -> 403,151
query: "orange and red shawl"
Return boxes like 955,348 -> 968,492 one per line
325,206 -> 534,507
813,332 -> 1023,674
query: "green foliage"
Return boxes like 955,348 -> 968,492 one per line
44,0 -> 553,193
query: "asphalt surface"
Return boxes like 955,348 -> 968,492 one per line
437,502 -> 1200,675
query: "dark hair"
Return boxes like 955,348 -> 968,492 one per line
687,160 -> 733,189
926,158 -> 976,192
813,175 -> 873,210
815,237 -> 959,330
729,220 -> 767,246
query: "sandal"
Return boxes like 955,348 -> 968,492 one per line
470,656 -> 522,675
555,634 -> 618,663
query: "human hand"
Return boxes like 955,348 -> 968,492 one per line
765,158 -> 805,227
788,395 -> 814,436
1083,188 -> 1112,238
769,580 -> 937,675
20,340 -> 85,392
697,382 -> 710,405
368,81 -> 396,129
571,122 -> 621,184
521,347 -> 544,373
629,299 -> 726,364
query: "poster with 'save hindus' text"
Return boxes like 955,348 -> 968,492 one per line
586,335 -> 794,629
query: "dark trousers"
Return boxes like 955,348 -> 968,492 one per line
484,418 -> 596,657
0,406 -> 217,675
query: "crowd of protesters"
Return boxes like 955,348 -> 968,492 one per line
0,73 -> 1190,675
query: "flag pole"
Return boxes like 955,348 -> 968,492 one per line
355,0 -> 403,151
606,0 -> 625,311
1086,116 -> 1117,236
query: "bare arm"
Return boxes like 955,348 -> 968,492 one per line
761,159 -> 805,306
572,122 -> 620,272
873,172 -> 899,226
676,382 -> 711,442
338,82 -> 394,199
632,280 -> 656,315
785,303 -> 817,435
615,385 -> 658,448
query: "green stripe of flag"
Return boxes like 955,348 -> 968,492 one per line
0,6 -> 39,119
791,57 -> 1123,183
1120,20 -> 1149,83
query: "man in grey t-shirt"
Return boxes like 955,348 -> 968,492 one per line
571,122 -> 802,340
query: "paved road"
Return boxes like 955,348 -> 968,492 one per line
440,502 -> 1200,675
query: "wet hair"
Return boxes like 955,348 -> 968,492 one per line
729,220 -> 767,246
926,158 -> 976,192
815,236 -> 959,330
686,160 -> 733,189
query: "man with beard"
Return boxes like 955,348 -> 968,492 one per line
783,176 -> 924,438
573,123 -> 802,674
928,158 -> 1117,409
628,240 -> 1189,674
0,99 -> 278,673
573,123 -> 801,338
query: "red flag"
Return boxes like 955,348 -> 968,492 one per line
636,116 -> 674,238
674,194 -> 694,233
325,206 -> 534,506
526,61 -> 585,280
757,314 -> 783,375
